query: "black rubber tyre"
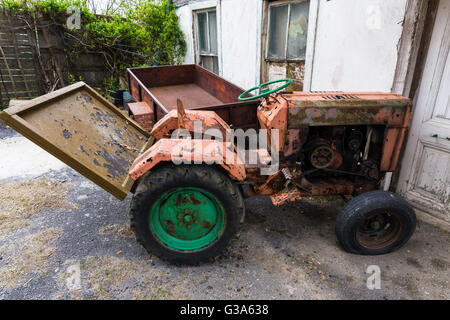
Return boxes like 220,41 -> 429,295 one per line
335,191 -> 416,255
130,164 -> 245,265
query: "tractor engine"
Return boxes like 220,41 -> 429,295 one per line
298,125 -> 382,182
253,90 -> 411,199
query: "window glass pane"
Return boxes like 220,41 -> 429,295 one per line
200,56 -> 213,72
287,2 -> 309,59
198,12 -> 208,52
200,56 -> 219,74
213,56 -> 219,74
267,5 -> 288,59
208,11 -> 218,55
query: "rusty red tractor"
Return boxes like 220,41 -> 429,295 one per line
0,65 -> 416,264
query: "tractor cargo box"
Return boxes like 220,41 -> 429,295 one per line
127,65 -> 259,129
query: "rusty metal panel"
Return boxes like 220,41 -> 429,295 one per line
129,139 -> 246,182
151,109 -> 231,141
149,84 -> 223,111
286,92 -> 412,127
203,102 -> 259,130
0,82 -> 151,200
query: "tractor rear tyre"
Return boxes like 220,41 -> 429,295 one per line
130,164 -> 245,264
335,191 -> 416,255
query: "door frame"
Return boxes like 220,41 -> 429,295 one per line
259,0 -> 319,91
393,0 -> 450,229
385,0 -> 439,191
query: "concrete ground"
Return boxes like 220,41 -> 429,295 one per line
0,122 -> 448,300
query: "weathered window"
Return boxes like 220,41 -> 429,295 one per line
267,1 -> 309,61
196,9 -> 219,74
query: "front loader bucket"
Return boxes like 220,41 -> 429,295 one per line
0,82 -> 151,200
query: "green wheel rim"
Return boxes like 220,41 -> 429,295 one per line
149,187 -> 225,252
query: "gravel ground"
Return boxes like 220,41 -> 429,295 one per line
0,124 -> 448,300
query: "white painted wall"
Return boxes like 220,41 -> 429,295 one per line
176,0 -> 261,89
220,0 -> 260,89
310,0 -> 407,92
177,4 -> 196,64
177,0 -> 407,93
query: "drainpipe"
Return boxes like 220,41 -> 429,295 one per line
155,0 -> 173,66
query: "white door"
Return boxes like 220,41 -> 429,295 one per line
397,0 -> 450,224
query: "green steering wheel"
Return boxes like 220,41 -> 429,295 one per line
238,78 -> 293,101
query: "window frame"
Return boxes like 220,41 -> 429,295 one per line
193,8 -> 219,74
265,0 -> 310,63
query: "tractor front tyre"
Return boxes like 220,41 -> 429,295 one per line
335,191 -> 416,255
130,164 -> 245,264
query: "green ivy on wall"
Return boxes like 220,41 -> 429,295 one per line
0,0 -> 186,94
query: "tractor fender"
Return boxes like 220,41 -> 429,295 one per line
128,138 -> 246,181
151,109 -> 231,140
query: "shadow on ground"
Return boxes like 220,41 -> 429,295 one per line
0,167 -> 448,300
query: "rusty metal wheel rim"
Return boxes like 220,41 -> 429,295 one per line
356,211 -> 404,250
